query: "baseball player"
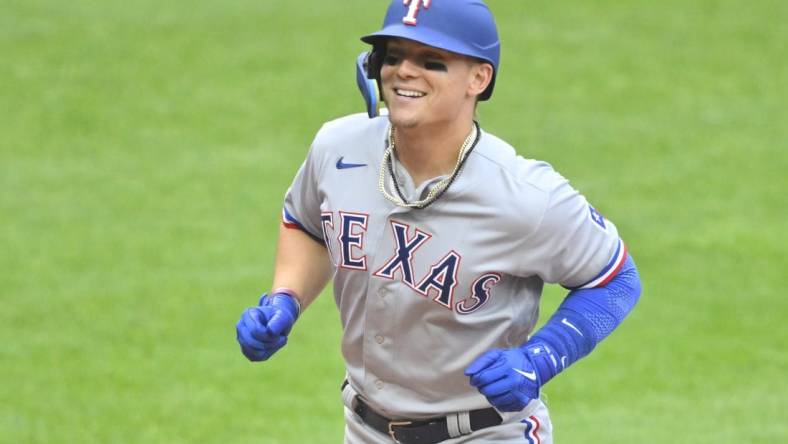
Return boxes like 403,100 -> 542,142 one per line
236,1 -> 642,443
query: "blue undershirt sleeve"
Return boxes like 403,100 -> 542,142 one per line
523,254 -> 642,385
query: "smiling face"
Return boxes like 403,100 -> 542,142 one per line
379,38 -> 493,131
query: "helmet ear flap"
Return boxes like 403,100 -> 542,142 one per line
367,44 -> 386,110
366,44 -> 385,81
356,50 -> 383,118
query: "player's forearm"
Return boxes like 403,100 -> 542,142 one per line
525,255 -> 642,385
271,224 -> 333,311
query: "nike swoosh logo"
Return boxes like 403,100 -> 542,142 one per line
336,157 -> 367,169
561,318 -> 584,336
513,368 -> 537,381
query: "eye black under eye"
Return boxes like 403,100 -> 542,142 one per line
424,61 -> 448,72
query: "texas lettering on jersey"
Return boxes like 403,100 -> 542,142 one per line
321,210 -> 498,314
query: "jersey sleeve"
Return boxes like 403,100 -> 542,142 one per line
282,140 -> 325,242
519,165 -> 627,289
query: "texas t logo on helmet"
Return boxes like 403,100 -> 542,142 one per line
403,0 -> 431,25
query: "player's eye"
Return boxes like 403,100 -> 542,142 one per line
424,61 -> 448,72
383,54 -> 400,65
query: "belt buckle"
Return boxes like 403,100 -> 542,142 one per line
388,420 -> 413,443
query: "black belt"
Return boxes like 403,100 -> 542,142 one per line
344,382 -> 502,444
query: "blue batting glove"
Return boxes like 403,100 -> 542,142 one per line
236,292 -> 299,362
260,292 -> 300,337
464,348 -> 542,412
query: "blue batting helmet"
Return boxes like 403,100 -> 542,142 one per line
360,0 -> 500,101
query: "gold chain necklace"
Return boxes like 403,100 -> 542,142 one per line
378,122 -> 480,209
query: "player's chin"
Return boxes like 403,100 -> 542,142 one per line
388,114 -> 420,129
386,106 -> 421,129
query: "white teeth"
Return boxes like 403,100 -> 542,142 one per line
395,89 -> 425,98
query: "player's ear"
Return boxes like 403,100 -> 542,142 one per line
467,62 -> 494,98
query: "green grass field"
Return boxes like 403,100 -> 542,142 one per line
2,0 -> 785,442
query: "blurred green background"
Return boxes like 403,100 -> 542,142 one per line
1,0 -> 785,442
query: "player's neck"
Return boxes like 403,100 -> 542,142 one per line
393,119 -> 475,188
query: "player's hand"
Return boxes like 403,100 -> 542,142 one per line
464,348 -> 541,412
236,293 -> 299,362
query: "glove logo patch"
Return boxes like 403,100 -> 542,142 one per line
513,368 -> 537,381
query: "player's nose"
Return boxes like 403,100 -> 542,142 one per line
395,57 -> 420,79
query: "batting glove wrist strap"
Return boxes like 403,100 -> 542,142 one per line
269,288 -> 302,319
519,341 -> 561,386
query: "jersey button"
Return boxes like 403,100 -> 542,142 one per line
375,335 -> 385,344
375,380 -> 384,390
378,289 -> 388,298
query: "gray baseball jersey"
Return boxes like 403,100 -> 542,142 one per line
282,113 -> 626,419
